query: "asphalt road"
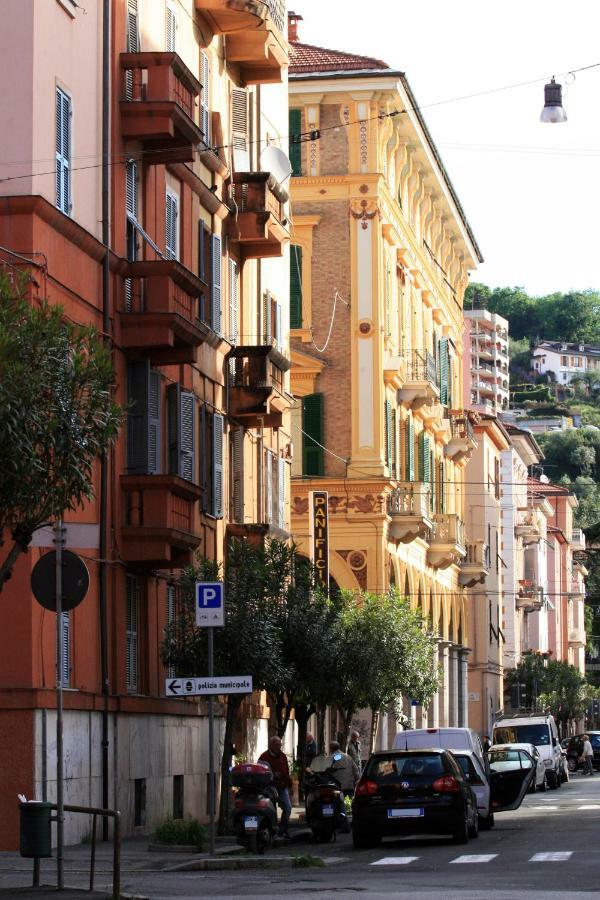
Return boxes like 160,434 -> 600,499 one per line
3,773 -> 600,899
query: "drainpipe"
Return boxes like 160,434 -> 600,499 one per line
100,0 -> 111,841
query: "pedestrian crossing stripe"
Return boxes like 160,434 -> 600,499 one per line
370,857 -> 419,866
578,804 -> 600,809
450,854 -> 497,864
529,852 -> 573,862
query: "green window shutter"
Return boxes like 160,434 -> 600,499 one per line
384,400 -> 392,471
405,415 -> 415,482
289,109 -> 302,176
290,245 -> 303,329
439,337 -> 449,405
419,432 -> 431,483
303,393 -> 324,476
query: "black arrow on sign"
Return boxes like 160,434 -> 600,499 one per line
167,680 -> 181,695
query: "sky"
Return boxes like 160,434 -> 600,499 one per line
292,0 -> 600,296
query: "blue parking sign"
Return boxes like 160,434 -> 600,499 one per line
196,582 -> 224,627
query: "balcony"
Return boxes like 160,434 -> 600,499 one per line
516,581 -> 544,612
568,627 -> 585,647
227,173 -> 289,259
197,0 -> 287,84
120,259 -> 214,365
227,339 -> 291,428
120,52 -> 203,163
571,528 -> 586,551
387,482 -> 432,543
427,513 -> 466,569
515,511 -> 541,545
459,541 -> 490,587
445,413 -> 477,463
397,350 -> 439,408
121,474 -> 201,568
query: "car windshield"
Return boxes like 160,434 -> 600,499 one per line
488,749 -> 533,770
366,754 -> 445,780
494,725 -> 550,746
454,755 -> 484,785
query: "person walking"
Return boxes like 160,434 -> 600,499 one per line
347,731 -> 362,769
482,735 -> 491,753
259,736 -> 293,837
581,734 -> 594,776
305,732 -> 317,768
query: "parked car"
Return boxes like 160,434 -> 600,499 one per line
490,743 -> 546,792
493,715 -> 563,788
451,749 -> 495,829
392,728 -> 486,768
566,731 -> 600,773
352,749 -> 479,848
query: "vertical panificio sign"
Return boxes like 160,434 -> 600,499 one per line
309,490 -> 329,595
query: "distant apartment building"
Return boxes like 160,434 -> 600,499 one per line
532,341 -> 600,384
464,309 -> 509,414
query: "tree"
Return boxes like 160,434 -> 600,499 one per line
537,661 -> 595,737
0,276 -> 122,590
161,541 -> 288,832
537,428 -> 600,483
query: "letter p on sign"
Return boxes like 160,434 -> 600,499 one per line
195,582 -> 225,627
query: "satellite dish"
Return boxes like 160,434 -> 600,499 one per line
260,145 -> 292,184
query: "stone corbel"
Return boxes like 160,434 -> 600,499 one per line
349,198 -> 380,230
399,145 -> 416,212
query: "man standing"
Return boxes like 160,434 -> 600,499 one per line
259,736 -> 292,837
305,732 -> 317,768
347,731 -> 362,769
581,734 -> 594,776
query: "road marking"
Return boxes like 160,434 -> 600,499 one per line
450,854 -> 497,864
578,804 -> 600,809
531,805 -> 559,810
529,852 -> 573,862
371,856 -> 419,866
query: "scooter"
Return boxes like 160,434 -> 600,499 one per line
304,755 -> 348,843
231,762 -> 279,853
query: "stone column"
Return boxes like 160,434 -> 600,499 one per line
428,641 -> 440,727
449,645 -> 459,726
458,647 -> 471,727
438,641 -> 451,726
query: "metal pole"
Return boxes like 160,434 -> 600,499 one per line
208,627 -> 215,856
54,519 -> 65,890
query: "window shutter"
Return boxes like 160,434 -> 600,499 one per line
439,337 -> 449,405
200,51 -> 210,144
167,384 -> 196,482
384,400 -> 392,471
262,289 -> 272,342
231,88 -> 249,170
212,413 -> 224,518
391,407 -> 398,480
438,459 -> 445,513
148,369 -> 161,474
128,361 -> 161,475
55,88 -> 71,215
231,427 -> 244,523
200,405 -> 209,513
165,4 -> 177,51
198,220 -> 206,283
290,245 -> 303,329
165,191 -> 179,260
278,457 -> 286,529
265,450 -> 273,524
166,583 -> 176,678
419,431 -> 431,483
211,235 -> 222,334
126,160 -> 138,218
289,109 -> 302,176
60,612 -> 70,687
405,415 -> 415,482
126,575 -> 139,693
302,393 -> 324,476
274,302 -> 282,348
385,258 -> 391,337
228,258 -> 239,343
125,0 -> 139,99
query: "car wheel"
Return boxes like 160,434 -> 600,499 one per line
547,771 -> 558,790
452,809 -> 469,844
468,809 -> 479,839
567,758 -> 577,773
352,827 -> 380,850
479,811 -> 495,830
555,770 -> 562,789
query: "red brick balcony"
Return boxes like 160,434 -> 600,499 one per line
121,474 -> 201,568
227,340 -> 291,428
120,52 -> 203,163
120,259 -> 212,365
227,173 -> 289,260
196,0 -> 287,84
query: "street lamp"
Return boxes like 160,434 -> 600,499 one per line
540,77 -> 567,123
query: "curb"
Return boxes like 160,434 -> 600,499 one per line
165,854 -> 347,871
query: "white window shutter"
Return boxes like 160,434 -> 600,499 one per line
201,51 -> 210,145
166,584 -> 176,678
165,191 -> 179,260
126,160 -> 138,218
126,575 -> 139,692
231,88 -> 249,170
265,450 -> 273,524
60,612 -> 70,687
165,4 -> 177,52
277,458 -> 286,529
55,88 -> 71,215
274,302 -> 282,348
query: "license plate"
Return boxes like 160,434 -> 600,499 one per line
244,816 -> 258,830
322,804 -> 334,817
388,808 -> 424,818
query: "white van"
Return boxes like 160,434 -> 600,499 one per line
392,728 -> 485,768
492,715 -> 563,789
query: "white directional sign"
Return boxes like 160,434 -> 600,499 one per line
195,581 -> 224,627
165,676 -> 253,697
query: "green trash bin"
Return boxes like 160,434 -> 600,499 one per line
19,801 -> 52,858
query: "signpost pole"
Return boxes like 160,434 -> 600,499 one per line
207,626 -> 215,856
54,519 -> 65,890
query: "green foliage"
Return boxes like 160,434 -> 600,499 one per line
512,387 -> 552,404
153,817 -> 207,849
507,657 -> 595,731
292,854 -> 325,868
0,274 -> 122,587
537,428 -> 600,483
522,403 -> 572,418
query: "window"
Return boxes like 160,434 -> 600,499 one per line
173,775 -> 184,820
127,361 -> 161,474
264,451 -> 286,528
231,88 -> 249,171
302,393 -> 324,476
126,575 -> 140,693
165,2 -> 177,51
384,400 -> 392,472
125,161 -> 139,310
200,408 -> 224,518
276,457 -> 286,529
438,337 -> 450,406
289,109 -> 302,176
228,259 -> 239,343
165,189 -> 179,260
167,384 -> 196,482
200,51 -> 210,145
125,0 -> 139,99
561,355 -> 568,366
211,234 -> 222,334
55,87 -> 72,214
262,289 -> 282,348
230,426 -> 244,523
419,431 -> 431,485
166,583 -> 177,679
134,778 -> 146,827
290,245 -> 303,329
404,414 -> 415,482
60,612 -> 71,687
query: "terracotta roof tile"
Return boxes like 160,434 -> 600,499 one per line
527,477 -> 570,496
289,41 -> 390,75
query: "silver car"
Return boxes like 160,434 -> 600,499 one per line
451,749 -> 494,829
490,742 -> 546,792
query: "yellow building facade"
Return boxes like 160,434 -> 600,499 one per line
287,19 -> 483,731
